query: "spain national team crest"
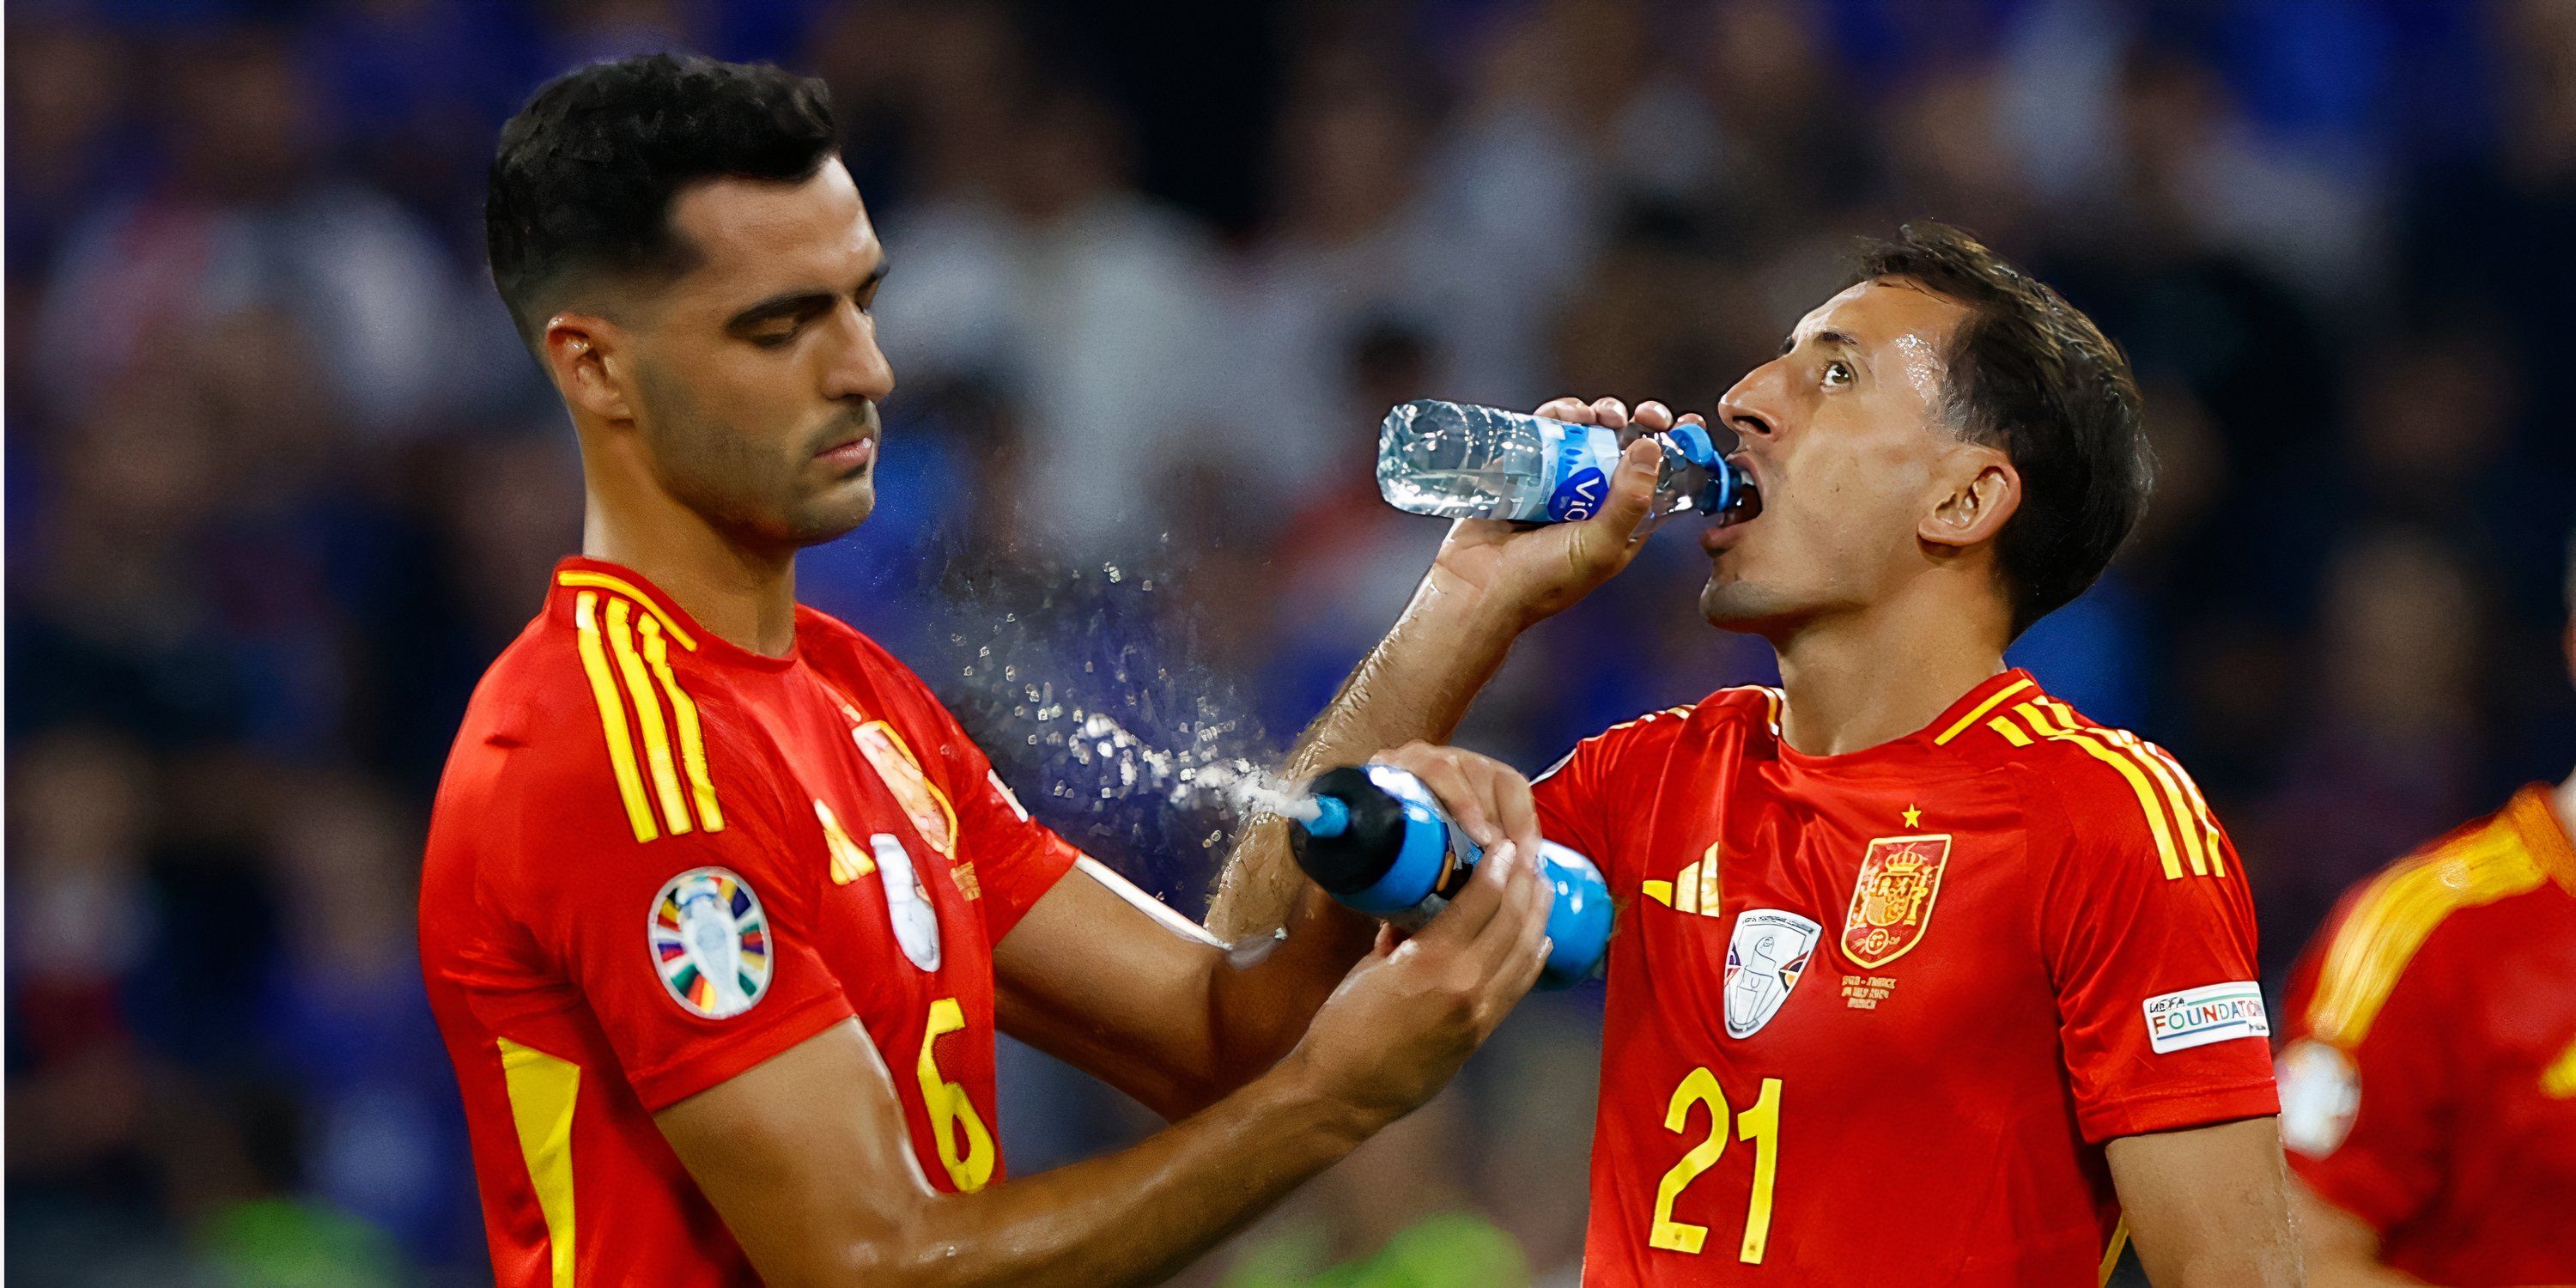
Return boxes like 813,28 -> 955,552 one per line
649,867 -> 772,1019
1723,908 -> 1822,1037
1839,834 -> 1953,969
851,720 -> 958,857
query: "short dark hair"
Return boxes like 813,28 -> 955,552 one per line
1849,222 -> 2152,638
486,53 -> 838,345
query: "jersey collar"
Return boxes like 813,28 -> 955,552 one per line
547,556 -> 800,673
1772,668 -> 2039,770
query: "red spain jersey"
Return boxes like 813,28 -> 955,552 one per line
2275,785 -> 2576,1286
419,557 -> 1081,1286
1534,671 -> 2277,1286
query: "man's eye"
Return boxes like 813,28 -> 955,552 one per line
1824,361 -> 1854,387
749,327 -> 797,349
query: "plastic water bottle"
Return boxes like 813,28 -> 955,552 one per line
1289,764 -> 1613,989
1377,399 -> 1754,532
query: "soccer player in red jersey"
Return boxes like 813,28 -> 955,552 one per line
2274,579 -> 2576,1286
1213,225 -> 2299,1284
422,55 -> 1562,1286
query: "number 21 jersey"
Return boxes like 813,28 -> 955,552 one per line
1535,671 -> 2278,1285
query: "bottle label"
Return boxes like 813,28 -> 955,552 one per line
1542,425 -> 1619,522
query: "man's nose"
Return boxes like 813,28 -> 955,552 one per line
823,307 -> 896,404
1716,361 -> 1787,444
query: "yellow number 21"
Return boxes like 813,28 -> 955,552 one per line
1648,1071 -> 1783,1263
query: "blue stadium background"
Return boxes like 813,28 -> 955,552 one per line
8,1 -> 2573,1283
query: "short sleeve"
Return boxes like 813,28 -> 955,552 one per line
2034,769 -> 2280,1144
1531,704 -> 1695,890
513,751 -> 854,1112
2274,902 -> 2452,1234
1532,734 -> 1617,872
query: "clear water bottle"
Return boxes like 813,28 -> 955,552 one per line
1290,764 -> 1613,989
1376,399 -> 1754,532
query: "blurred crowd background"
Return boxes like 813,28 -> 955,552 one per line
9,0 -> 2575,1284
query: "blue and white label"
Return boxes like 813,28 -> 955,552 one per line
1540,424 -> 1621,521
2142,981 -> 2269,1054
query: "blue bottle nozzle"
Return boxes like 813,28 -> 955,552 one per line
1303,793 -> 1352,839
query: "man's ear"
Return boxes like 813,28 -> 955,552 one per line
541,312 -> 635,423
1922,446 -> 2020,550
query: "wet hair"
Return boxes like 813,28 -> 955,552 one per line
486,52 -> 838,345
1849,222 -> 2154,639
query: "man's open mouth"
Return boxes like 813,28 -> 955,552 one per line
1712,455 -> 1763,527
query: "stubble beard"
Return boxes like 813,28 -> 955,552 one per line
635,363 -> 875,549
1698,574 -> 1807,638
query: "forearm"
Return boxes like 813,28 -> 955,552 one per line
890,1055 -> 1371,1288
1206,570 -> 1521,940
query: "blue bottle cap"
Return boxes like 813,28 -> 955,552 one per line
1666,422 -> 1719,466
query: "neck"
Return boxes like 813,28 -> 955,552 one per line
1768,580 -> 2011,757
2555,768 -> 2576,838
580,481 -> 800,659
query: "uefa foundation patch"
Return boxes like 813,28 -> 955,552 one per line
2142,981 -> 2269,1054
650,867 -> 772,1019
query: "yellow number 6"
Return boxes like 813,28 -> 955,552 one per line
915,997 -> 995,1192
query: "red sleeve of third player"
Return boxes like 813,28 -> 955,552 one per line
2032,761 -> 2281,1144
512,735 -> 855,1113
2272,893 -> 2453,1235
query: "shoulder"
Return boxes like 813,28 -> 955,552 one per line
1591,685 -> 1778,753
2298,798 -> 2558,1048
1962,692 -> 2227,883
1537,686 -> 1766,784
790,607 -> 997,793
439,587 -> 792,874
793,605 -> 942,708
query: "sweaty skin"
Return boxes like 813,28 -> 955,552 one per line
1891,330 -> 1948,409
532,155 -> 1559,1286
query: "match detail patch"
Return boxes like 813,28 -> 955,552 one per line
650,867 -> 772,1019
1724,908 -> 1821,1038
2142,981 -> 2269,1054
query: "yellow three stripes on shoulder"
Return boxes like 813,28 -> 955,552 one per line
1981,696 -> 2226,882
2306,821 -> 2542,1047
571,588 -> 724,843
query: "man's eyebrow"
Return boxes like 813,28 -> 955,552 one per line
723,259 -> 891,331
1778,327 -> 1864,356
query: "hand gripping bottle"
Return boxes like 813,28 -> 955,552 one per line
1287,764 -> 1612,988
1376,399 -> 1756,532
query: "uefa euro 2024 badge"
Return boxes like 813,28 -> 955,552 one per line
651,867 -> 774,1019
1724,908 -> 1824,1038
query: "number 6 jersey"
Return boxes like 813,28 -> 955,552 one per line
1535,671 -> 2278,1286
419,558 -> 1081,1286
